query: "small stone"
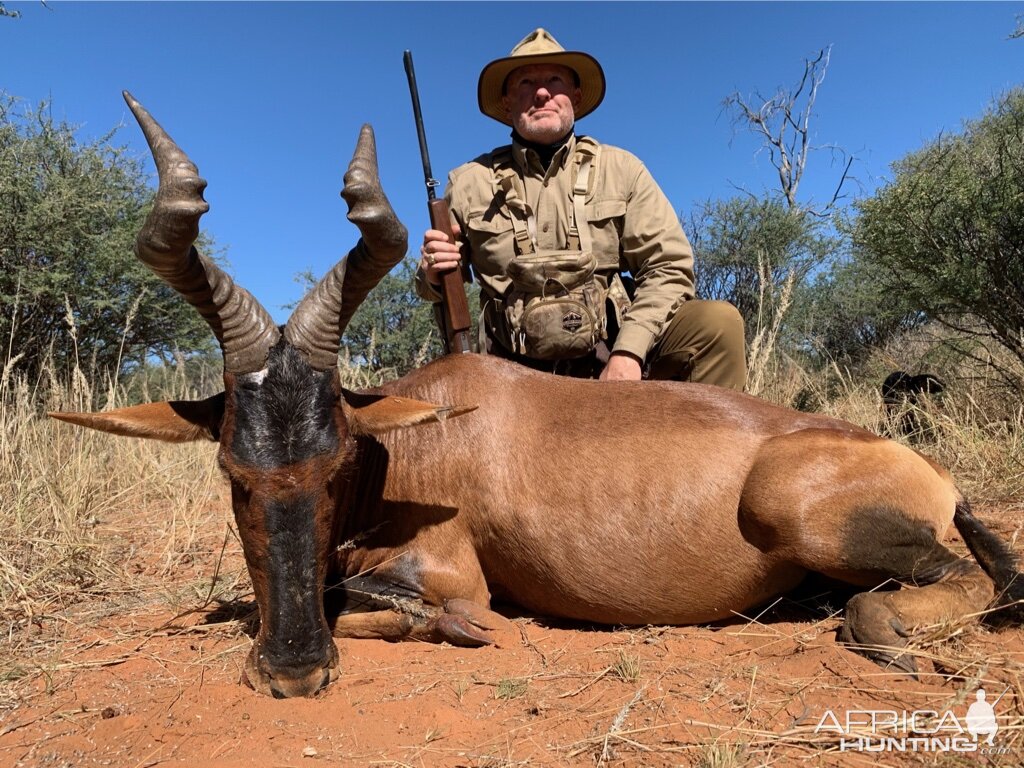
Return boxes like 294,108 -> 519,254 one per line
100,707 -> 118,720
302,747 -> 318,757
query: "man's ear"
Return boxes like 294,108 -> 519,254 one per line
341,390 -> 477,437
49,393 -> 225,443
573,88 -> 583,109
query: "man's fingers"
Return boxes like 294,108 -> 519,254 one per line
432,253 -> 461,269
421,249 -> 461,280
600,353 -> 643,381
423,229 -> 461,254
420,225 -> 462,283
425,242 -> 461,256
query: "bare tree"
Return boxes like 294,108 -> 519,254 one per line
1011,15 -> 1024,40
1,2 -> 52,20
724,47 -> 853,216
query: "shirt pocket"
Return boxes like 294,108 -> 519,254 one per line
584,198 -> 627,269
465,209 -> 516,280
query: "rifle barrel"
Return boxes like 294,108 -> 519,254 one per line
403,50 -> 438,200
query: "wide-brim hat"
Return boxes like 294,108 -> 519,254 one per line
478,28 -> 605,126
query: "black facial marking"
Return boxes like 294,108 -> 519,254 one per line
840,506 -> 969,586
261,494 -> 331,671
231,342 -> 339,469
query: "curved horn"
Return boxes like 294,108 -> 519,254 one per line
124,91 -> 280,374
284,125 -> 407,371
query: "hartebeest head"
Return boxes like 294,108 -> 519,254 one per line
50,93 -> 473,697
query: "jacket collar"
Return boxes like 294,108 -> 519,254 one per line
511,131 -> 577,175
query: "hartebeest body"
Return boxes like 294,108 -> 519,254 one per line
52,95 -> 1024,698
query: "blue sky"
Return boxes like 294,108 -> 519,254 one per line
3,2 -> 1022,323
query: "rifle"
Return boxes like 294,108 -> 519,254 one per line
403,50 -> 472,354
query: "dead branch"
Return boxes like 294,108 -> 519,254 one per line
725,46 -> 853,217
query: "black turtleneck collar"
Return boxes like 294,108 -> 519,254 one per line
511,129 -> 574,171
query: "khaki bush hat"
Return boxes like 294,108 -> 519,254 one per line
478,28 -> 606,126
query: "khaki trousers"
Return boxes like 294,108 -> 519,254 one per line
646,300 -> 746,390
485,299 -> 746,390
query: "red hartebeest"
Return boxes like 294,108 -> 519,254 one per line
51,94 -> 1024,698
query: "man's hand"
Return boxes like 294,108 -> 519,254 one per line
600,351 -> 643,381
420,222 -> 463,285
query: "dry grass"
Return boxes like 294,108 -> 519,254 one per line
0,358 -> 224,708
611,650 -> 642,684
1,364 -> 214,599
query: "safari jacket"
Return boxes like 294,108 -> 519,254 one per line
415,134 -> 695,361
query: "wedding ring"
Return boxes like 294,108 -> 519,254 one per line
426,253 -> 436,267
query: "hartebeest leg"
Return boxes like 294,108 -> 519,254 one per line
738,428 -> 1000,674
331,600 -> 511,646
838,562 -> 994,674
328,570 -> 514,646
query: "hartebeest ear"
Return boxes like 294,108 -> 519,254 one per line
340,390 -> 477,437
49,393 -> 225,443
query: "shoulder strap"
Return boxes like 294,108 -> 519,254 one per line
489,144 -> 514,170
489,145 -> 535,254
574,136 -> 601,194
570,136 -> 601,253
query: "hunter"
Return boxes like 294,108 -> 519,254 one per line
416,28 -> 746,386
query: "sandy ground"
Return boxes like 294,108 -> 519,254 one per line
2,497 -> 1023,768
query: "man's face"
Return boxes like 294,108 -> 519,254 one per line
502,63 -> 582,144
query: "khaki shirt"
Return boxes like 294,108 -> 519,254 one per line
415,134 -> 695,361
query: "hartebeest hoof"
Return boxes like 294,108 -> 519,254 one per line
441,599 -> 517,647
839,592 -> 920,678
433,614 -> 496,647
444,598 -> 515,632
425,600 -> 505,647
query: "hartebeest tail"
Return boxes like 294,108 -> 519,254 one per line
954,501 -> 1024,616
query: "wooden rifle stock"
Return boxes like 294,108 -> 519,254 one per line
428,198 -> 472,354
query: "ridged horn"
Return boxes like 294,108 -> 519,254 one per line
284,124 -> 408,371
124,91 -> 280,374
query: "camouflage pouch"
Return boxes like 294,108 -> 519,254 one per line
502,249 -> 606,360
